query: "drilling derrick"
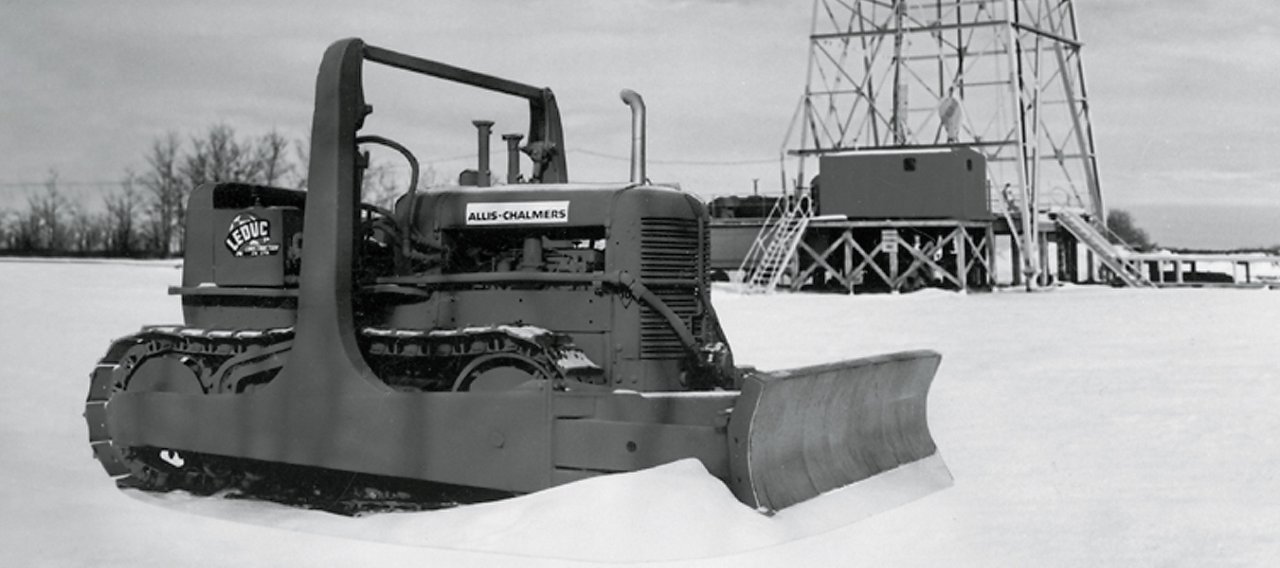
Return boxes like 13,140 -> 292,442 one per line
782,0 -> 1104,288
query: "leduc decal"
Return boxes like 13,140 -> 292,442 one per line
465,201 -> 570,225
224,213 -> 281,257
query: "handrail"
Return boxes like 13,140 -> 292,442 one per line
1054,209 -> 1152,287
739,194 -> 811,292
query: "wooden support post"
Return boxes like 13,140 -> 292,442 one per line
887,229 -> 900,293
1053,233 -> 1064,283
956,227 -> 968,292
801,230 -> 829,291
795,233 -> 860,292
986,225 -> 997,287
1011,235 -> 1022,286
843,233 -> 854,293
1038,233 -> 1052,286
1175,261 -> 1184,284
1073,238 -> 1082,283
1066,235 -> 1080,283
1086,248 -> 1097,283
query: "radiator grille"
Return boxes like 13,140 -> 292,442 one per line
640,217 -> 700,280
639,217 -> 703,358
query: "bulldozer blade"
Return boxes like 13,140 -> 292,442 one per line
727,350 -> 946,512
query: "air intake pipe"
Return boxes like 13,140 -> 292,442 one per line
619,89 -> 646,185
473,119 -> 493,187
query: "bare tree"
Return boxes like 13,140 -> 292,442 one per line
1106,209 -> 1154,251
183,124 -> 250,188
257,129 -> 295,186
290,135 -> 311,190
11,207 -> 40,252
361,161 -> 401,210
0,124 -> 309,258
25,171 -> 69,252
141,132 -> 183,256
0,209 -> 17,251
132,124 -> 308,256
65,200 -> 109,254
104,172 -> 142,256
418,162 -> 439,189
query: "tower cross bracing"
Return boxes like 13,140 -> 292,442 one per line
782,0 -> 1104,285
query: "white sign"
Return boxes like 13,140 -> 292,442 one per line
881,229 -> 899,253
224,213 -> 280,257
465,201 -> 570,225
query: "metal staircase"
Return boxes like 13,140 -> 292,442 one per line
1054,209 -> 1153,287
739,196 -> 812,293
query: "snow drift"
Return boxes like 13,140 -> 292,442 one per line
2,259 -> 1278,566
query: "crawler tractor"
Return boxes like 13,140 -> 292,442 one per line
85,39 -> 944,513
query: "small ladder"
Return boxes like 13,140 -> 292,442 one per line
1054,209 -> 1153,287
739,196 -> 812,293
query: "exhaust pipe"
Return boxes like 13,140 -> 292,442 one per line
502,133 -> 524,184
472,119 -> 493,187
619,89 -> 646,184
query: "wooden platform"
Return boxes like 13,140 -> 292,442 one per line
793,218 -> 994,293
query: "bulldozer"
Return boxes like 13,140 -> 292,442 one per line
84,38 -> 945,514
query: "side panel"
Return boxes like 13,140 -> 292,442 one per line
107,386 -> 740,493
109,389 -> 555,492
178,183 -> 307,329
819,148 -> 990,220
708,220 -> 767,271
181,184 -> 217,290
424,289 -> 613,374
406,184 -> 719,392
180,295 -> 298,330
606,189 -> 709,391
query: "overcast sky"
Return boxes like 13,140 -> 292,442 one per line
2,0 -> 1278,245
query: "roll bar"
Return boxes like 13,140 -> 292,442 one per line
289,38 -> 568,393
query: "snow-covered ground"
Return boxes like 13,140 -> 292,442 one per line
2,259 -> 1278,566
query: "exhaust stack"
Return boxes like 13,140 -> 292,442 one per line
502,133 -> 524,184
472,119 -> 493,187
619,89 -> 646,184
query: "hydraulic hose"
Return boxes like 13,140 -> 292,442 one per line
355,135 -> 419,261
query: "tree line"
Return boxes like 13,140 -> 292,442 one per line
0,124 -> 420,258
6,123 -> 1176,259
0,125 -> 300,258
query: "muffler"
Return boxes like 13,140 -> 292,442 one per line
619,89 -> 646,184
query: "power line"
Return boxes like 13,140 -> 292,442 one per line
0,181 -> 131,188
571,149 -> 778,166
0,148 -> 780,187
374,145 -> 780,167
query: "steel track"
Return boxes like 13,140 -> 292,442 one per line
84,324 -> 600,514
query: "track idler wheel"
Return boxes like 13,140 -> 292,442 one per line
452,353 -> 551,391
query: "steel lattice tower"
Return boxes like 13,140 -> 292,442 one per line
781,0 -> 1104,285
